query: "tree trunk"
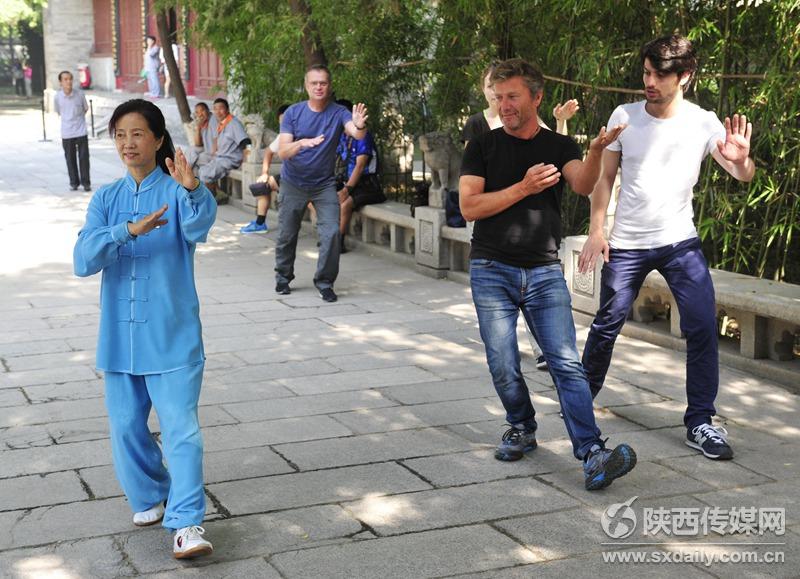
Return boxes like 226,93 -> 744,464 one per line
289,0 -> 327,67
156,10 -> 191,124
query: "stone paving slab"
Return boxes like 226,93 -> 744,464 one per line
0,537 -> 134,579
401,446 -> 577,487
1,438 -> 111,478
274,427 -> 476,470
0,389 -> 27,408
222,389 -> 397,423
142,557 -> 280,578
201,415 -> 352,453
0,338 -> 74,358
380,377 -> 502,404
197,380 -> 295,405
278,365 -> 443,395
0,471 -> 88,511
345,477 -> 579,535
0,396 -> 106,428
121,505 -> 362,574
20,379 -> 104,404
0,365 -> 98,390
330,397 -> 505,434
208,462 -> 432,515
0,497 -> 132,550
270,525 -> 539,578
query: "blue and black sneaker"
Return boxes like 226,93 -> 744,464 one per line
583,442 -> 637,491
494,425 -> 538,461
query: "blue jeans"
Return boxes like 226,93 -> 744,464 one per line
470,259 -> 603,460
274,179 -> 340,290
581,237 -> 718,428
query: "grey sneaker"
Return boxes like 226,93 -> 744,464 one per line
494,426 -> 537,461
686,424 -> 733,460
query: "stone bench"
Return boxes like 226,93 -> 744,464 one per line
562,234 -> 799,389
355,201 -> 415,254
223,168 -> 244,202
635,269 -> 800,363
441,223 -> 471,273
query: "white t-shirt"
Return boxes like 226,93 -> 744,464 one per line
606,100 -> 725,249
268,134 -> 280,154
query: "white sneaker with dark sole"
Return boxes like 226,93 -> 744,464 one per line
133,502 -> 165,526
173,525 -> 213,559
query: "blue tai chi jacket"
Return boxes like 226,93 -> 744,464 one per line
74,167 -> 217,375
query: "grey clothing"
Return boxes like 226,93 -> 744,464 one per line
54,89 -> 88,139
185,148 -> 210,168
145,46 -> 161,71
197,156 -> 238,182
199,122 -> 214,153
212,116 -> 249,166
274,179 -> 340,290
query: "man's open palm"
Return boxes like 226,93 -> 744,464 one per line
717,114 -> 751,164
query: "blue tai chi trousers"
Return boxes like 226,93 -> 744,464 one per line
104,362 -> 205,530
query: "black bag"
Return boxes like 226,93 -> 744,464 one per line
410,181 -> 429,217
445,188 -> 466,227
248,182 -> 270,197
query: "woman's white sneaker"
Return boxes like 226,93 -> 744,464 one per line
132,502 -> 165,526
173,525 -> 213,559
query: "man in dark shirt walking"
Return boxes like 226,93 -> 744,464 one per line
459,58 -> 637,490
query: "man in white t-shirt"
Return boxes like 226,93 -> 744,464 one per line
241,104 -> 290,234
578,35 -> 755,461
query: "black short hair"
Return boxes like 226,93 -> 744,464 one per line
336,98 -> 353,111
213,98 -> 229,112
109,99 -> 175,175
58,70 -> 72,81
195,102 -> 210,113
145,35 -> 156,42
641,35 -> 697,86
277,104 -> 290,115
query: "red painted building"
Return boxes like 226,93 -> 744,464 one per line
91,0 -> 225,98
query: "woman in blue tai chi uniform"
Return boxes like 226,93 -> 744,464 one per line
74,99 -> 217,559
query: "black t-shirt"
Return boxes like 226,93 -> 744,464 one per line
461,112 -> 491,144
460,127 -> 582,268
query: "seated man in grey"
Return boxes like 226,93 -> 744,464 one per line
185,102 -> 213,168
194,98 -> 250,187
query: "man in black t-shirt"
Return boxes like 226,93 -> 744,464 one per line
460,58 -> 637,491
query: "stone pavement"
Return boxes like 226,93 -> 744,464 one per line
0,99 -> 798,578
